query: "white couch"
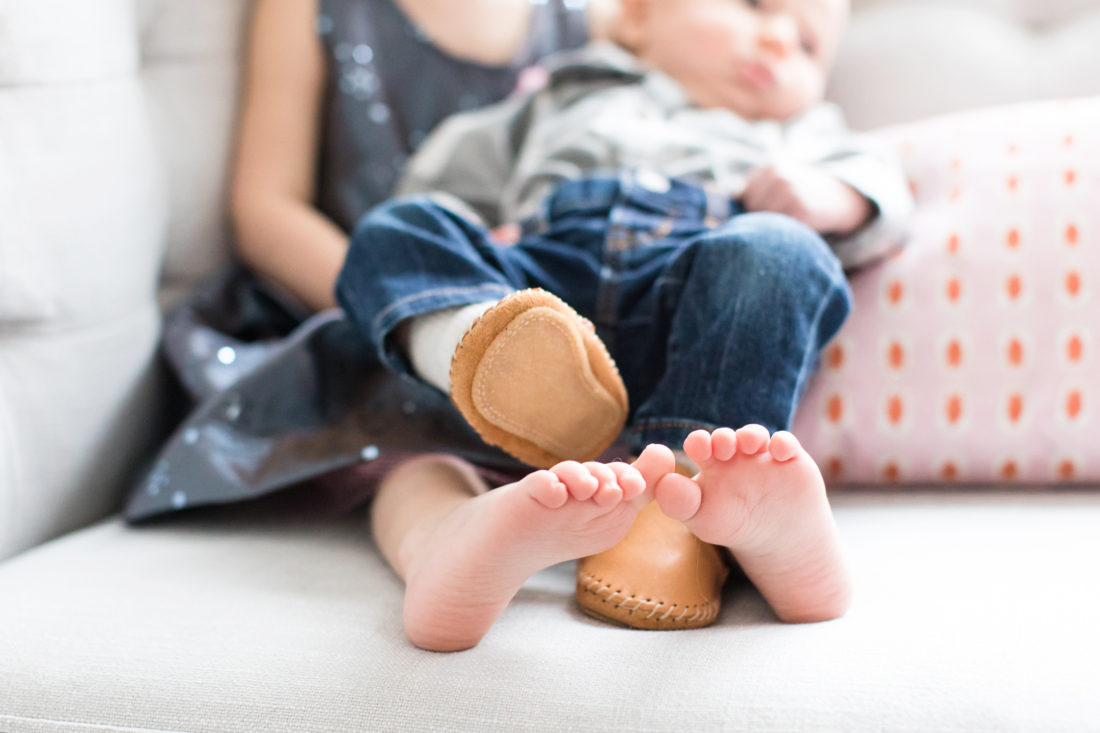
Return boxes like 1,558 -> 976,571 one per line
3,1 -> 1100,730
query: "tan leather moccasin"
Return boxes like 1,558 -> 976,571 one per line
448,288 -> 629,469
576,500 -> 730,630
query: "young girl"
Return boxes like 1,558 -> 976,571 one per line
230,0 -> 678,653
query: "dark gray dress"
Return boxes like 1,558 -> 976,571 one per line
124,0 -> 588,522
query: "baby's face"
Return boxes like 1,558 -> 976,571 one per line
620,0 -> 848,120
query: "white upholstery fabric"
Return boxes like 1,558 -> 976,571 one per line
0,0 -> 246,559
2,491 -> 1099,732
0,1 -> 167,559
834,0 -> 1100,129
139,0 -> 251,307
0,0 -> 137,86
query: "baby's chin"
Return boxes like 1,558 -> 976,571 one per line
695,92 -> 822,123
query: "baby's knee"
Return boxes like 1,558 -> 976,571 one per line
700,212 -> 844,284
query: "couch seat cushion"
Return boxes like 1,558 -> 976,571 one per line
2,491 -> 1099,731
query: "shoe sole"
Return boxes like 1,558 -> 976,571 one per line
449,289 -> 628,468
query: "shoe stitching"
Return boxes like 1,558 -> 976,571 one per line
578,572 -> 718,625
651,603 -> 675,620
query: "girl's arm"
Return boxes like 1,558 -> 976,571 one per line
231,0 -> 618,313
231,0 -> 346,312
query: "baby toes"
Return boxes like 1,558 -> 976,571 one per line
767,431 -> 802,462
631,443 -> 677,496
683,429 -> 714,465
583,462 -> 621,507
591,479 -> 623,507
550,461 -> 599,501
524,470 -> 568,509
711,427 -> 738,461
606,462 -> 646,502
654,472 -> 702,522
734,424 -> 770,455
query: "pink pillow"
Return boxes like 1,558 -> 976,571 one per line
794,97 -> 1100,486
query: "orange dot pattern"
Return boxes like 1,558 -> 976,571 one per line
793,100 -> 1098,486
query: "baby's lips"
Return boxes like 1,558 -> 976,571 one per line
739,61 -> 776,89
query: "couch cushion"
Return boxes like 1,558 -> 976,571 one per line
0,7 -> 167,558
2,492 -> 1099,731
794,97 -> 1100,485
0,0 -> 137,86
0,0 -> 247,560
139,0 -> 252,309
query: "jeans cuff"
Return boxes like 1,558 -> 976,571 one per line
372,284 -> 515,375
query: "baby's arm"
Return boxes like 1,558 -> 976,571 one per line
742,164 -> 873,236
743,104 -> 913,270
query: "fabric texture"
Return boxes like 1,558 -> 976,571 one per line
399,42 -> 913,270
316,0 -> 589,232
123,268 -> 526,522
793,97 -> 1100,485
3,491 -> 1100,732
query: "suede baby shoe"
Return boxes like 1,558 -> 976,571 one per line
448,288 -> 629,468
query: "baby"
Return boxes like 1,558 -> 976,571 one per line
341,0 -> 911,650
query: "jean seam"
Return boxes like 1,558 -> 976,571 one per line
370,284 -> 514,337
628,419 -> 719,434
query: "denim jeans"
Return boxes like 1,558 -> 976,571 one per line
336,172 -> 853,455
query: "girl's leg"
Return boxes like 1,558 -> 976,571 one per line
370,448 -> 671,652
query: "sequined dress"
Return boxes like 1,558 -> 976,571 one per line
124,0 -> 589,522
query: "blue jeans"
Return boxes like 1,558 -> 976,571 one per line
336,173 -> 852,455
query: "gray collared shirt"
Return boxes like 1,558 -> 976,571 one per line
399,42 -> 913,269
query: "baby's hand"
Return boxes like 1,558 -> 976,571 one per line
490,223 -> 521,245
742,164 -> 873,236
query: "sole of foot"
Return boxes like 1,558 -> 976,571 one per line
402,453 -> 655,651
653,426 -> 853,623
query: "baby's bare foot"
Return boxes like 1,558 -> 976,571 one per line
401,450 -> 657,651
654,426 -> 852,623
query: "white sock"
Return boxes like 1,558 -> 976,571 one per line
407,301 -> 498,393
